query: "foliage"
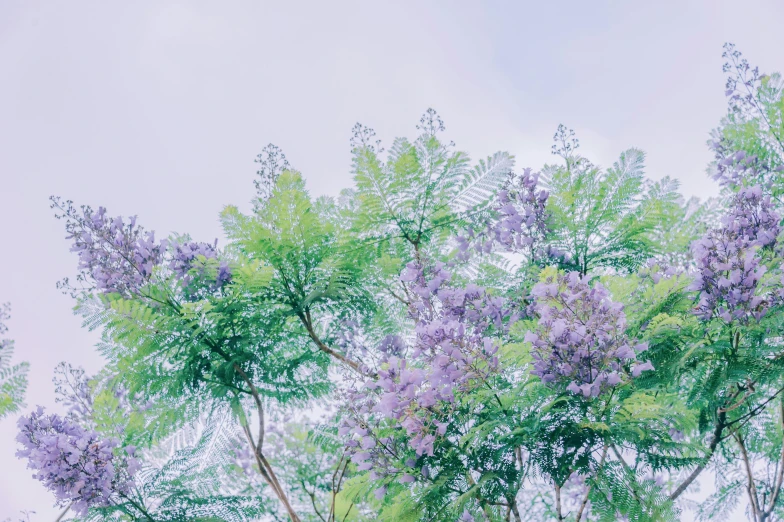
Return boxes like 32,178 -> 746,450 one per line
13,45 -> 784,522
0,303 -> 28,419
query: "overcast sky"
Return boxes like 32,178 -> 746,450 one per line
2,1 -> 783,519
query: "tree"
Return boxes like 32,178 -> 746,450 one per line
15,46 -> 784,521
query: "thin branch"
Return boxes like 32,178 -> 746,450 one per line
611,444 -> 645,507
301,310 -> 372,377
761,398 -> 784,521
302,480 -> 327,522
669,411 -> 726,500
509,501 -> 523,522
118,492 -> 156,522
576,445 -> 609,521
735,429 -> 761,520
54,503 -> 72,522
237,406 -> 300,522
232,363 -> 265,451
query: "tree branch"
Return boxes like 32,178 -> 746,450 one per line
735,429 -> 761,520
669,411 -> 726,501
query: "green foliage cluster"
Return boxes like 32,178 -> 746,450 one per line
11,44 -> 784,522
0,303 -> 28,419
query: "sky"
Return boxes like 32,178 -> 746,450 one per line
1,1 -> 783,519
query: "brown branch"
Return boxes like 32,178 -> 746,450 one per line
575,445 -> 609,521
611,444 -> 646,507
329,455 -> 350,522
761,399 -> 784,522
728,384 -> 784,430
237,402 -> 300,522
464,472 -> 495,520
340,502 -> 355,522
54,503 -> 72,522
381,281 -> 410,306
669,411 -> 726,501
735,429 -> 762,520
301,310 -> 373,377
302,481 -> 327,522
233,363 -> 265,450
259,453 -> 300,521
509,501 -> 523,522
239,419 -> 276,493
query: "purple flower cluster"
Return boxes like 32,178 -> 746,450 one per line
688,186 -> 780,323
526,272 -> 653,397
457,169 -> 558,262
341,427 -> 424,494
637,259 -> 679,285
335,326 -> 405,370
341,262 -> 517,488
170,240 -> 232,291
722,43 -> 764,109
725,186 -> 781,247
712,44 -> 784,185
54,198 -> 233,299
16,407 -> 139,515
53,199 -> 166,297
709,142 -> 783,188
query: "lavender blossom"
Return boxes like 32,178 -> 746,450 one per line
709,139 -> 782,188
457,169 -> 558,262
341,261 -> 518,486
170,239 -> 232,292
53,198 -> 232,300
369,263 -> 508,454
490,169 -> 549,253
527,272 -> 653,397
638,259 -> 679,285
711,44 -> 784,186
16,407 -> 139,515
689,185 -> 780,323
52,198 -> 166,297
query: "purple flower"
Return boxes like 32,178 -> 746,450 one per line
631,360 -> 654,377
52,198 -> 232,300
460,510 -> 475,521
341,261 -> 520,482
169,239 -> 233,294
690,186 -> 780,323
52,199 -> 168,297
457,169 -> 558,263
15,407 -> 138,515
527,272 -> 652,395
399,473 -> 416,483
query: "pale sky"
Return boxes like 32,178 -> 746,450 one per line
1,1 -> 783,519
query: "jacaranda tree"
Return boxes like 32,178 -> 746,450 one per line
12,44 -> 784,522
